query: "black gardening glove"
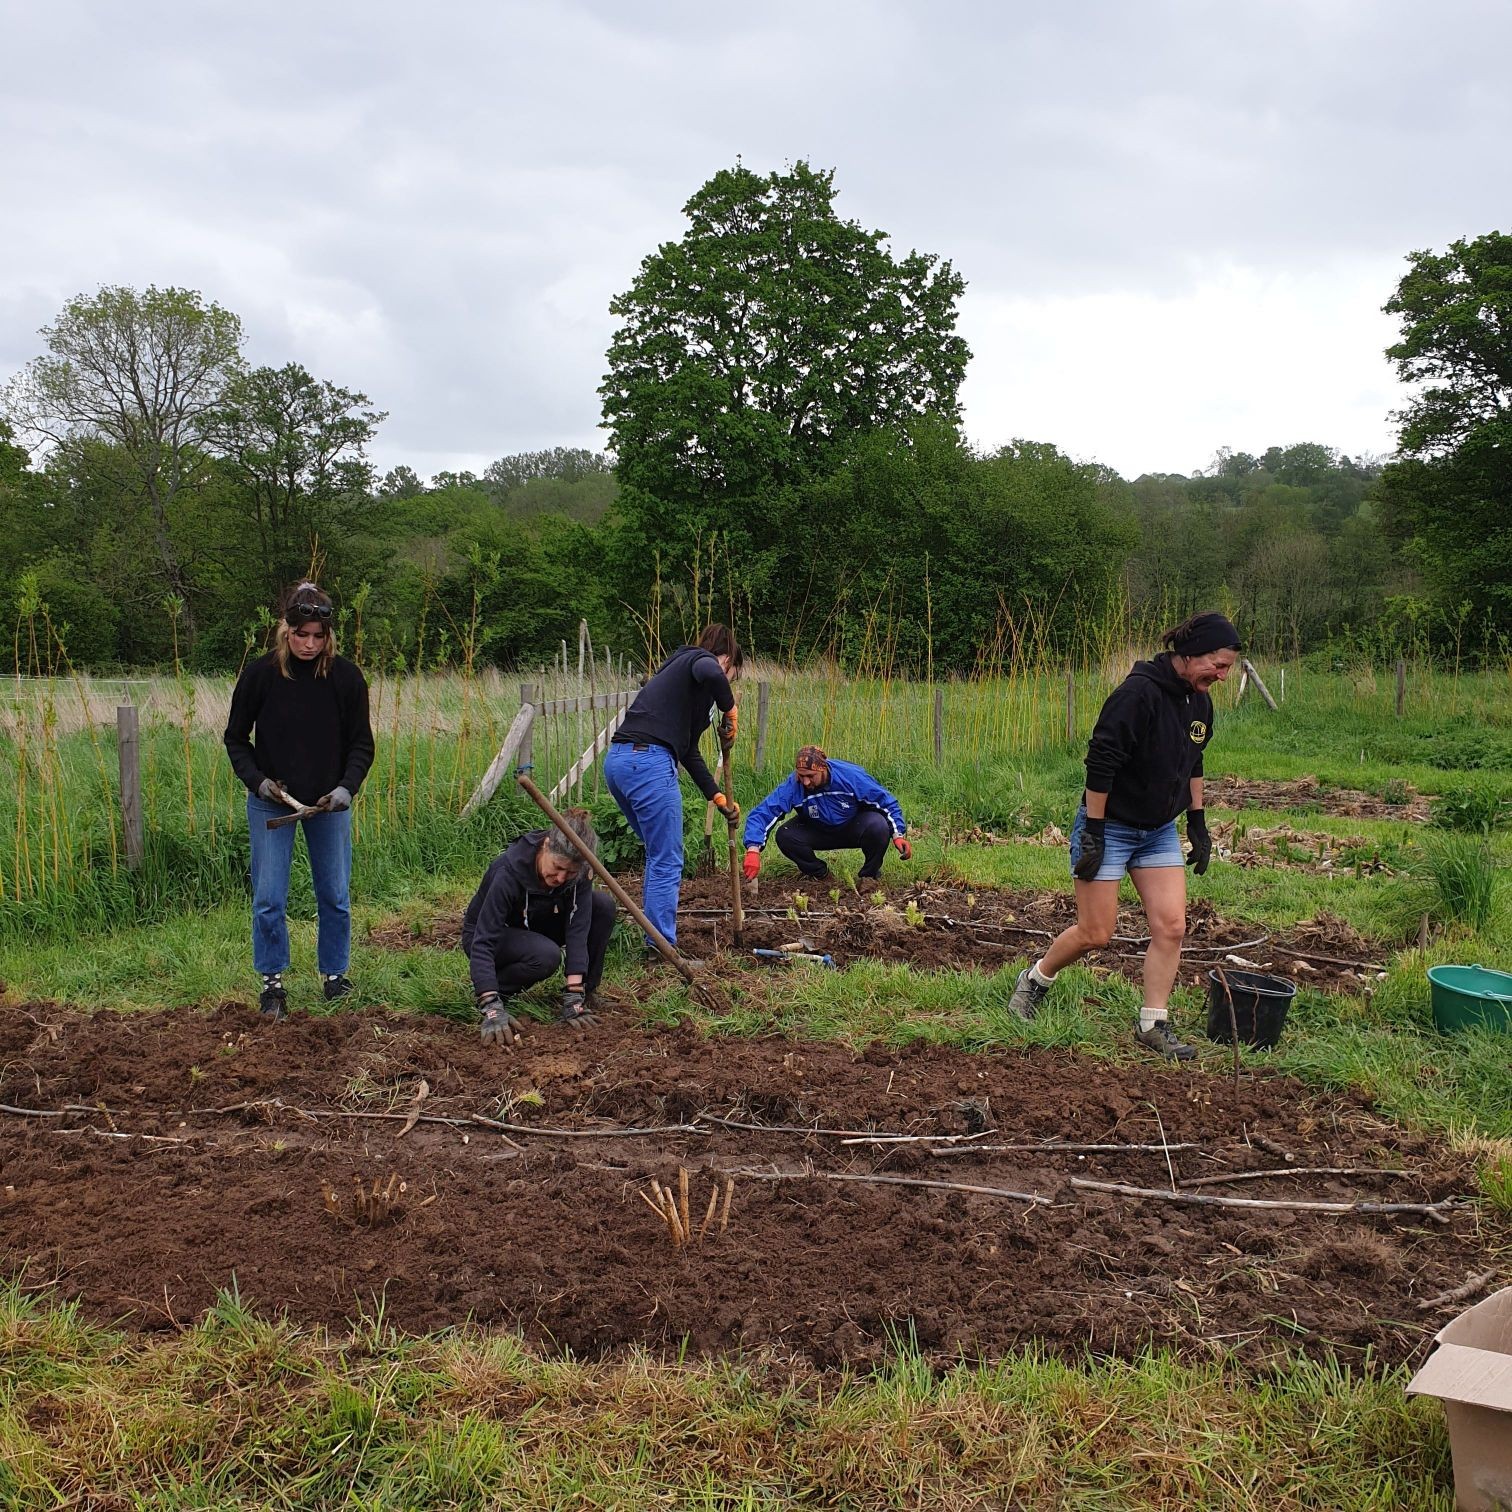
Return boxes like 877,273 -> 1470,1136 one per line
1185,809 -> 1212,876
477,992 -> 522,1048
1072,817 -> 1107,882
559,988 -> 597,1031
317,785 -> 352,813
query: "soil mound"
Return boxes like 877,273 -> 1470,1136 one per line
1,1002 -> 1499,1370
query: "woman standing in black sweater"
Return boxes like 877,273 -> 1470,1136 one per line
224,583 -> 374,1019
1005,612 -> 1241,1058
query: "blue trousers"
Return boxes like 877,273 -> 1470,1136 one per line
246,794 -> 352,976
603,741 -> 684,946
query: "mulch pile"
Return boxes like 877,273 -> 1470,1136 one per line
1205,775 -> 1431,822
2,1001 -> 1501,1370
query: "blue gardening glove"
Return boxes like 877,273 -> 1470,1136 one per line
317,786 -> 352,813
1185,809 -> 1212,876
1072,817 -> 1107,882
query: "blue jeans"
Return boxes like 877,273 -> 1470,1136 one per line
247,794 -> 352,975
603,741 -> 684,946
1068,805 -> 1184,882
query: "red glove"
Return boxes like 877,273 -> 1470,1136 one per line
893,835 -> 912,861
742,848 -> 761,881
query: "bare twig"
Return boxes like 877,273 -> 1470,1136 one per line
1071,1177 -> 1464,1224
1415,1269 -> 1500,1312
1180,1166 -> 1410,1189
839,1130 -> 999,1147
734,1166 -> 1054,1207
929,1141 -> 1200,1159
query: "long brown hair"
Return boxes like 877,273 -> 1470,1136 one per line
273,581 -> 338,679
696,623 -> 743,669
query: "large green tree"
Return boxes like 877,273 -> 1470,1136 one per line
205,362 -> 386,606
1380,232 -> 1512,627
3,285 -> 245,646
601,161 -> 970,614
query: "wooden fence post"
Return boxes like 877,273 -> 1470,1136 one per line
117,704 -> 143,870
1395,658 -> 1406,718
755,680 -> 770,770
933,687 -> 943,764
519,682 -> 536,769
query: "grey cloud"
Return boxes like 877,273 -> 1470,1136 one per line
1,0 -> 1507,477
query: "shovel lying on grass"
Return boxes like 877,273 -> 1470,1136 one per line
515,772 -> 731,1015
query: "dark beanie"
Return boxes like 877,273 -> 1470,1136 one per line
1170,613 -> 1242,658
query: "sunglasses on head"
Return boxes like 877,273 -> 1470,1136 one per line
285,601 -> 333,626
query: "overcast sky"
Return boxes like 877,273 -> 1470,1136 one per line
2,0 -> 1507,481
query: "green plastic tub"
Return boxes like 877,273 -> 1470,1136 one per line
1426,964 -> 1512,1035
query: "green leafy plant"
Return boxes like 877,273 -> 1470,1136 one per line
1418,833 -> 1499,932
1478,1157 -> 1512,1217
1431,785 -> 1512,833
591,796 -> 643,869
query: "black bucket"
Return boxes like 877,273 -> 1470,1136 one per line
1205,968 -> 1297,1050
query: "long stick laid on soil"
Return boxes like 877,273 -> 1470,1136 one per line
516,772 -> 729,1012
1070,1177 -> 1464,1224
1179,1166 -> 1411,1189
735,1167 -> 1055,1207
1414,1269 -> 1501,1311
929,1141 -> 1199,1157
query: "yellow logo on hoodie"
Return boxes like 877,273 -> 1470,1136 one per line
1189,721 -> 1208,743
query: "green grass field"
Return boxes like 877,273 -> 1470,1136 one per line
1,658 -> 1510,1508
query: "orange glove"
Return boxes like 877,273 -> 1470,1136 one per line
893,835 -> 912,861
719,705 -> 738,742
742,848 -> 761,880
713,791 -> 740,824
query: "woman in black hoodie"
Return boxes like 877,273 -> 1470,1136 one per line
461,807 -> 616,1046
1005,612 -> 1241,1058
224,582 -> 374,1020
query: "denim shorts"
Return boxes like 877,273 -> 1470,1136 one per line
1068,806 -> 1184,882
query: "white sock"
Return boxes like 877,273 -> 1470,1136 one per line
1139,1007 -> 1168,1032
1029,961 -> 1056,987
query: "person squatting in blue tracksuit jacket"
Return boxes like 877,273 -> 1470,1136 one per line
742,745 -> 911,883
602,624 -> 741,950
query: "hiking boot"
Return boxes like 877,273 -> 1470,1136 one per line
258,984 -> 288,1021
322,974 -> 355,1002
1134,1019 -> 1196,1061
1005,967 -> 1050,1022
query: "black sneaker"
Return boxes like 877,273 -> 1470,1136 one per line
259,985 -> 288,1021
322,975 -> 355,1002
1135,1020 -> 1196,1061
1005,967 -> 1050,1022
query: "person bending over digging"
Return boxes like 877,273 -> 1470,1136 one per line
742,745 -> 911,884
602,624 -> 741,956
1006,612 -> 1241,1059
461,808 -> 617,1047
224,582 -> 374,1021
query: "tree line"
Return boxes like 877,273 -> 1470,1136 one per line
1,165 -> 1506,673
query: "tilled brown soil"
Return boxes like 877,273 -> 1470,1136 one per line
1,1001 -> 1502,1370
1205,774 -> 1431,822
371,875 -> 1390,994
